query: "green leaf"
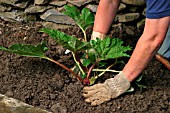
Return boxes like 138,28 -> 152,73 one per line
80,8 -> 95,30
136,83 -> 147,90
0,46 -> 9,52
41,28 -> 91,53
98,62 -> 107,68
136,75 -> 143,82
89,76 -> 97,85
87,48 -> 98,63
90,37 -> 132,61
63,5 -> 94,31
82,59 -> 91,66
0,43 -> 48,58
63,5 -> 80,21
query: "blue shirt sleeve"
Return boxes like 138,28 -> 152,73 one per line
146,0 -> 170,19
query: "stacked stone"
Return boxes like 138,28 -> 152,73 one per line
0,0 -> 146,29
0,94 -> 52,113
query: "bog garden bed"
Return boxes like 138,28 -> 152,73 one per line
0,19 -> 170,113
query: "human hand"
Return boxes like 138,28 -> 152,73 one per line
82,71 -> 130,106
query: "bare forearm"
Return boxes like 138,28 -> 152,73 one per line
122,35 -> 160,82
93,0 -> 120,34
123,17 -> 170,82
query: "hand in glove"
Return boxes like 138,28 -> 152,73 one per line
91,31 -> 106,40
82,71 -> 130,106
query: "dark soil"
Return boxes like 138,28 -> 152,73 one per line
0,19 -> 170,113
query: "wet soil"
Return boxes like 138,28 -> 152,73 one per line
0,19 -> 170,113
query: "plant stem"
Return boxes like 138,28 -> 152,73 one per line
87,60 -> 99,79
79,26 -> 87,42
92,69 -> 120,73
43,57 -> 83,82
72,52 -> 86,76
94,64 -> 114,79
82,30 -> 87,42
93,59 -> 118,79
74,53 -> 88,72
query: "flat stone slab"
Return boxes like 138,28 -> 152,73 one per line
0,94 -> 52,113
40,9 -> 75,25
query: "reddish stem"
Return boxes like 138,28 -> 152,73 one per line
86,60 -> 99,79
46,57 -> 83,82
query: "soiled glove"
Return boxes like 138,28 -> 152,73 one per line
91,31 -> 106,40
82,71 -> 130,106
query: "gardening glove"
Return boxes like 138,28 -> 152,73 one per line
91,31 -> 106,40
82,71 -> 130,106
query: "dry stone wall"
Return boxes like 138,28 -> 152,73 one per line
0,0 -> 146,29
